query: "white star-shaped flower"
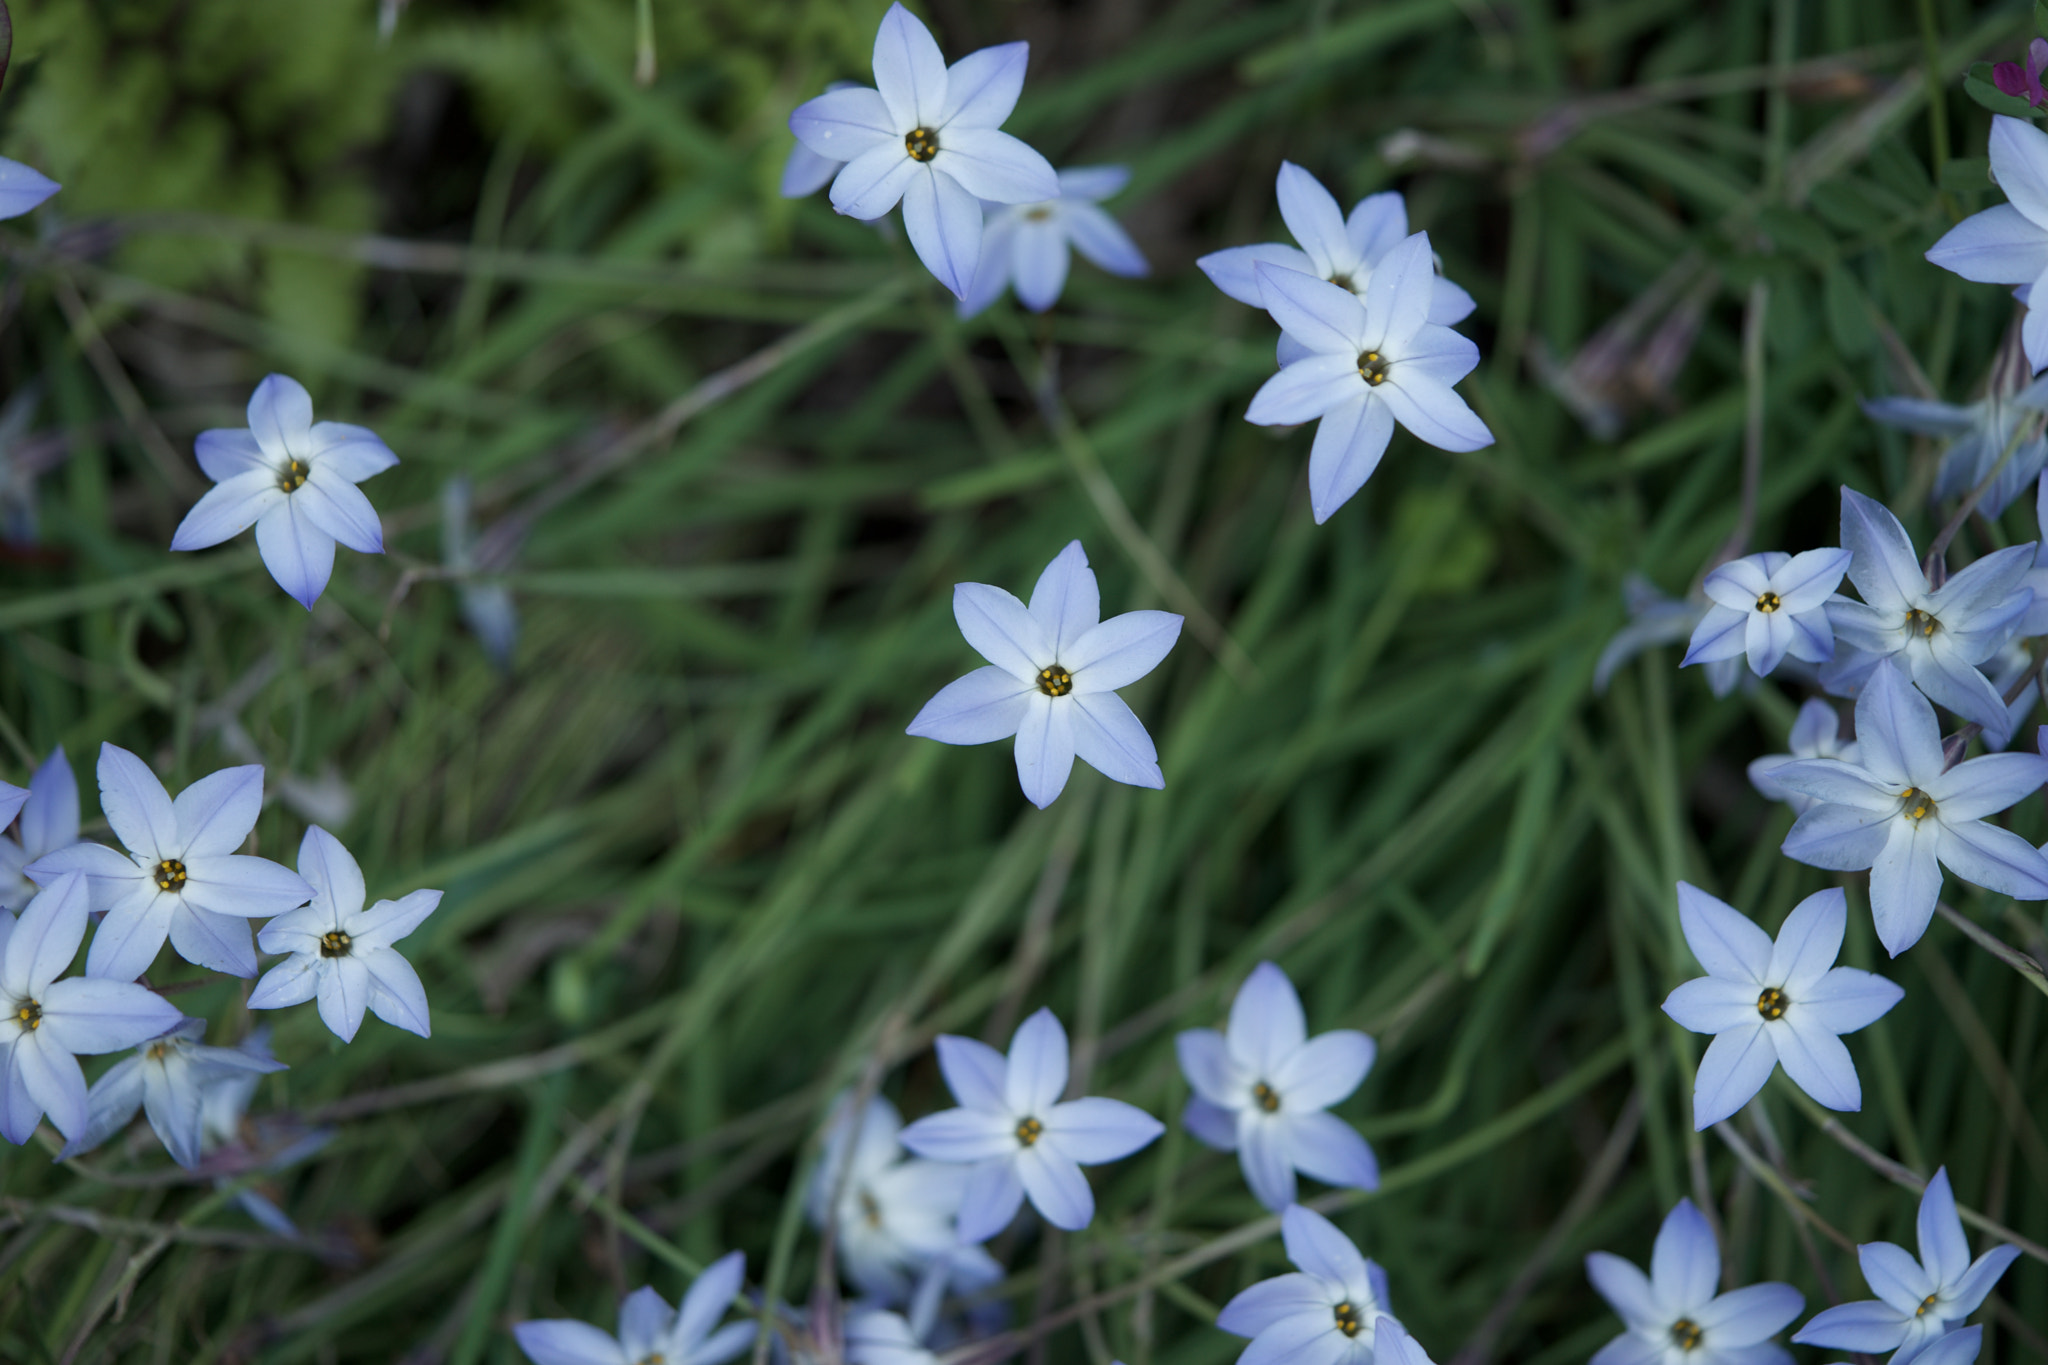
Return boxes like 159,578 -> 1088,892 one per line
906,540 -> 1182,809
1216,1204 -> 1399,1365
1587,1198 -> 1803,1365
1681,548 -> 1851,677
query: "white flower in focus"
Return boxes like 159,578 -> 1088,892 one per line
906,540 -> 1182,809
957,166 -> 1149,318
786,3 -> 1059,298
1748,698 -> 1857,814
170,374 -> 399,609
1216,1204 -> 1398,1365
0,746 -> 79,912
1175,960 -> 1379,1210
1587,1198 -> 1803,1365
247,826 -> 441,1043
1681,549 -> 1852,677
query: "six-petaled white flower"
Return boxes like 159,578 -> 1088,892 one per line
1682,548 -> 1851,677
0,874 -> 182,1147
1773,662 -> 2048,955
1244,238 -> 1492,523
57,1015 -> 286,1168
514,1251 -> 756,1365
1749,698 -> 1859,815
899,1006 -> 1162,1240
1176,960 -> 1379,1210
906,540 -> 1182,809
1216,1204 -> 1398,1365
1793,1169 -> 2017,1365
1587,1198 -> 1803,1365
786,3 -> 1058,299
958,166 -> 1149,318
1926,116 -> 2048,372
247,825 -> 441,1043
0,746 -> 78,912
1662,884 -> 1903,1129
170,374 -> 399,609
27,744 -> 312,981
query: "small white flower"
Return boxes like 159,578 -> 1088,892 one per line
514,1252 -> 756,1365
1681,549 -> 1852,677
1176,961 -> 1379,1210
957,166 -> 1149,318
170,374 -> 399,609
0,746 -> 79,912
27,743 -> 313,981
57,1016 -> 286,1168
247,826 -> 441,1043
906,540 -> 1182,809
1749,698 -> 1858,814
1216,1205 -> 1398,1365
1587,1198 -> 1803,1365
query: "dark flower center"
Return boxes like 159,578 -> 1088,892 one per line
1357,351 -> 1390,386
1904,607 -> 1940,637
1037,665 -> 1073,697
320,930 -> 354,959
278,458 -> 309,493
1332,1302 -> 1362,1337
1015,1116 -> 1044,1146
1251,1081 -> 1281,1113
858,1189 -> 883,1228
1900,787 -> 1936,822
904,127 -> 939,161
153,859 -> 188,892
1916,1292 -> 1939,1316
1331,272 -> 1355,291
1755,591 -> 1781,613
1756,987 -> 1789,1021
1024,205 -> 1054,221
14,1000 -> 40,1032
1669,1319 -> 1702,1351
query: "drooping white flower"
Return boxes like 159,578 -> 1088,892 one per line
1749,698 -> 1858,814
1244,240 -> 1492,524
514,1251 -> 756,1365
1587,1198 -> 1803,1365
1199,164 -> 1474,327
169,374 -> 399,609
1863,375 -> 2048,521
957,166 -> 1149,318
807,1092 -> 1001,1303
57,1016 -> 286,1168
1925,116 -> 2048,371
1176,961 -> 1379,1210
0,158 -> 59,219
1793,1169 -> 2017,1365
1822,488 -> 2033,744
899,1007 -> 1163,1240
247,825 -> 440,1043
26,744 -> 312,981
786,3 -> 1059,299
1216,1204 -> 1398,1365
0,745 -> 79,911
0,874 -> 183,1146
1681,549 -> 1852,677
906,540 -> 1182,809
1661,884 -> 1903,1128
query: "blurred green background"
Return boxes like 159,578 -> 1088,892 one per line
1,0 -> 2045,1361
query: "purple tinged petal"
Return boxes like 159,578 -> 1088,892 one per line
1027,540 -> 1098,657
39,976 -> 180,1053
1947,1244 -> 2021,1313
1675,882 -> 1772,984
900,167 -> 983,299
171,765 -> 263,859
1871,819 -> 1944,955
307,422 -> 399,481
362,947 -> 431,1037
0,158 -> 59,218
1063,606 -> 1184,692
1770,1016 -> 1860,1111
1346,192 -> 1408,264
692,1323 -> 755,1365
1924,751 -> 2048,820
934,1033 -> 1010,1111
1012,695 -> 1075,809
1860,1240 -> 1936,1310
1057,165 -> 1129,200
1662,976 -> 1761,1035
1857,661 -> 1946,783
15,748 -> 73,857
83,896 -> 172,982
1360,233 -> 1436,354
1766,888 -> 1846,991
790,86 -> 896,160
872,2 -> 948,129
357,888 -> 440,947
782,140 -> 843,198
1924,201 -> 2048,280
939,41 -> 1027,128
1016,1144 -> 1092,1229
1691,1024 -> 1777,1129
1839,489 -> 1924,614
1256,263 -> 1369,355
1238,1317 -> 1349,1365
937,127 -> 1058,205
616,1287 -> 673,1359
1217,1272 -> 1329,1338
1271,1030 -> 1374,1110
831,141 -> 919,219
1427,276 -> 1477,326
1781,800 -> 1894,870
1791,1298 -> 1911,1350
139,1058 -> 207,1168
2024,271 -> 2048,372
1929,541 -> 2035,621
1584,1251 -> 1659,1328
1795,967 -> 1903,1035
1063,202 -> 1147,278
1229,961 -> 1308,1076
1936,818 -> 2048,901
6,873 -> 88,996
1774,547 -> 1854,612
15,1035 -> 88,1140
1991,115 -> 2048,229
315,955 -> 371,1042
1305,393 -> 1394,524
1240,1119 -> 1297,1209
1182,1095 -> 1237,1149
247,375 -> 315,461
1176,1029 -> 1239,1105
0,1040 -> 39,1144
255,498 -> 337,609
1274,162 -> 1354,279
1387,322 -> 1479,386
1068,693 -> 1162,790
907,667 -> 1032,744
1043,1096 -> 1162,1162
298,825 -> 366,921
246,956 -> 320,1011
1245,353 -> 1366,427
1912,1327 -> 1985,1365
1197,243 -> 1314,306
1376,369 -> 1493,452
1744,606 -> 1793,675
1284,1110 -> 1379,1191
1915,1168 -> 1970,1291
1704,556 -> 1774,605
953,582 -> 1051,680
956,211 -> 1018,319
296,473 -> 384,555
1681,606 -> 1749,668
955,1156 -> 1025,1241
1790,697 -> 1844,753
97,744 -> 178,861
180,855 -> 314,919
1694,1282 -> 1803,1345
1281,1204 -> 1367,1285
168,475 -> 279,551
1650,1198 -> 1721,1311
1005,1008 -> 1069,1114
1009,218 -> 1068,311
512,1319 -> 631,1365
59,1054 -> 145,1162
1760,760 -> 1893,810
165,903 -> 257,977
194,426 -> 270,482
672,1249 -> 745,1352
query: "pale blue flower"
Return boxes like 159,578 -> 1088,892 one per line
1198,164 -> 1474,328
27,743 -> 313,981
0,745 -> 78,912
1176,960 -> 1378,1210
1822,488 -> 2033,744
846,1310 -> 939,1365
1244,239 -> 1492,524
1370,1318 -> 1441,1365
1772,662 -> 2048,955
1662,884 -> 1902,1128
808,1092 -> 1001,1303
1793,1169 -> 2018,1365
170,374 -> 399,609
0,781 -> 23,835
899,1006 -> 1163,1240
787,3 -> 1059,299
1926,116 -> 2048,372
1587,1197 -> 1803,1365
1749,699 -> 1858,814
0,158 -> 59,219
248,825 -> 441,1043
514,1251 -> 755,1365
1864,379 -> 2048,521
957,166 -> 1148,318
1682,549 -> 1851,677
57,1016 -> 285,1168
781,82 -> 864,202
906,540 -> 1182,809
0,874 -> 182,1147
1596,575 -> 1749,699
1216,1204 -> 1398,1365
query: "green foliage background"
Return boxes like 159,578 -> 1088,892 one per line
1,0 -> 2045,1361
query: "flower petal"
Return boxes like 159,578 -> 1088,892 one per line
1839,489 -> 1925,614
831,141 -> 919,220
1694,1282 -> 1803,1344
1004,1007 -> 1069,1113
1197,242 -> 1315,307
1239,1317 -> 1348,1365
1240,1117 -> 1297,1209
937,127 -> 1058,205
356,888 -> 441,947
363,946 -> 432,1037
1360,233 -> 1437,355
1280,1204 -> 1366,1285
1766,888 -> 1846,992
1675,882 -> 1771,984
1255,264 -> 1368,356
1216,1272 -> 1329,1338
953,581 -> 1051,680
1584,1252 -> 1659,1330
1012,695 -> 1076,809
247,374 -> 315,461
1766,758 -> 1895,810
1795,967 -> 1903,1035
172,472 -> 280,553
15,1034 -> 88,1140
907,667 -> 1033,744
1183,1095 -> 1238,1149
1043,1096 -> 1163,1162
934,1032 -> 1010,1112
1346,192 -> 1408,265
1270,1029 -> 1374,1111
1662,976 -> 1761,1035
1063,202 -> 1147,278
97,744 -> 178,861
1305,393 -> 1394,524
1009,217 -> 1069,312
246,957 -> 320,1011
781,140 -> 843,198
1245,353 -> 1364,427
790,85 -> 896,161
1781,801 -> 1894,870
1283,1109 -> 1379,1191
1649,1197 -> 1720,1311
5,873 -> 88,997
1027,540 -> 1099,657
296,825 -> 366,923
939,41 -> 1027,128
1925,751 -> 2048,821
1926,203 -> 2048,283
1175,1028 -> 1241,1106
1228,961 -> 1308,1077
1017,1144 -> 1093,1229
255,499 -> 337,609
1915,1168 -> 1971,1291
1774,547 -> 1854,613
1992,114 -> 2048,228
166,903 -> 258,978
954,1157 -> 1025,1241
1870,819 -> 1944,956
307,422 -> 399,481
82,895 -> 172,983
171,765 -> 263,859
315,955 -> 372,1043
181,855 -> 314,919
1947,1244 -> 2021,1314
1790,1298 -> 1910,1351
872,2 -> 948,129
1681,605 -> 1748,667
671,1249 -> 745,1354
898,1106 -> 1016,1162
0,158 -> 59,218
1275,162 -> 1354,279
1937,817 -> 2048,904
1691,1023 -> 1777,1129
902,167 -> 984,300
1771,1015 -> 1860,1111
296,472 -> 385,555
39,976 -> 180,1054
1068,692 -> 1162,790
1376,369 -> 1493,452
512,1319 -> 631,1365
1861,1239 -> 1936,1310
